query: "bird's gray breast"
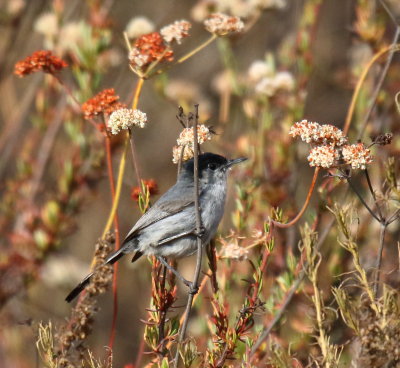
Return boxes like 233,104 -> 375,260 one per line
200,179 -> 227,244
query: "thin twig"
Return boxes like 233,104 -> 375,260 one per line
173,105 -> 203,367
346,176 -> 381,222
28,97 -> 67,203
357,26 -> 400,140
373,223 -> 387,297
364,169 -> 384,221
343,45 -> 399,135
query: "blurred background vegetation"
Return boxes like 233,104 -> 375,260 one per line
1,0 -> 400,367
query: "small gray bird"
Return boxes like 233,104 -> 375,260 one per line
66,152 -> 246,302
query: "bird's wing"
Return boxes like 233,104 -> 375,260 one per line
123,181 -> 197,244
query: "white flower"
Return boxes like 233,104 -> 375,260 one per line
273,71 -> 295,91
342,143 -> 373,170
59,22 -> 84,52
255,77 -> 277,96
204,13 -> 244,35
161,20 -> 191,44
250,0 -> 286,10
176,125 -> 212,147
307,145 -> 339,168
34,12 -> 58,37
125,16 -> 155,39
107,108 -> 147,135
248,60 -> 274,82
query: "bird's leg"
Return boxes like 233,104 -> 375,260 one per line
156,256 -> 199,295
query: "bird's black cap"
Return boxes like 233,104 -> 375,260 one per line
182,153 -> 228,175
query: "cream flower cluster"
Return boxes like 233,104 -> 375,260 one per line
289,120 -> 347,146
161,20 -> 191,44
342,143 -> 373,170
125,16 -> 155,39
290,119 -> 373,170
204,13 -> 244,35
307,145 -> 339,168
172,124 -> 212,164
172,145 -> 194,164
107,108 -> 147,135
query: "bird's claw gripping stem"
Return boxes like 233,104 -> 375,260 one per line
194,226 -> 205,238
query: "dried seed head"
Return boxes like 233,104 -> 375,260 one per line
219,242 -> 249,260
373,133 -> 393,146
204,13 -> 244,36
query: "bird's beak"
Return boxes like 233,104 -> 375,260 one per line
224,157 -> 248,169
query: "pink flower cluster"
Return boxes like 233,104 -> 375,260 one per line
290,119 -> 373,170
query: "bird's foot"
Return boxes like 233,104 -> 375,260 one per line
183,280 -> 199,295
194,226 -> 205,238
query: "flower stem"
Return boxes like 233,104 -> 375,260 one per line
177,34 -> 217,64
373,223 -> 387,297
271,167 -> 320,228
346,176 -> 381,223
104,136 -> 121,351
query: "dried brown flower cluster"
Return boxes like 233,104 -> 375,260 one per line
56,233 -> 115,365
290,120 -> 373,170
129,32 -> 174,71
356,303 -> 400,366
81,88 -> 126,120
131,179 -> 158,201
14,50 -> 68,77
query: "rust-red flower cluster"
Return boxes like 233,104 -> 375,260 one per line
129,32 -> 174,71
81,88 -> 126,120
131,179 -> 158,201
14,50 -> 68,77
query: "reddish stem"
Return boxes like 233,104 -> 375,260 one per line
104,135 -> 121,351
271,167 -> 320,229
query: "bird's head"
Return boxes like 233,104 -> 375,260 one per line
181,152 -> 247,185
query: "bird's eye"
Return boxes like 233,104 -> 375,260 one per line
208,163 -> 217,170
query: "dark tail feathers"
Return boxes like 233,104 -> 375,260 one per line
65,248 -> 142,303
